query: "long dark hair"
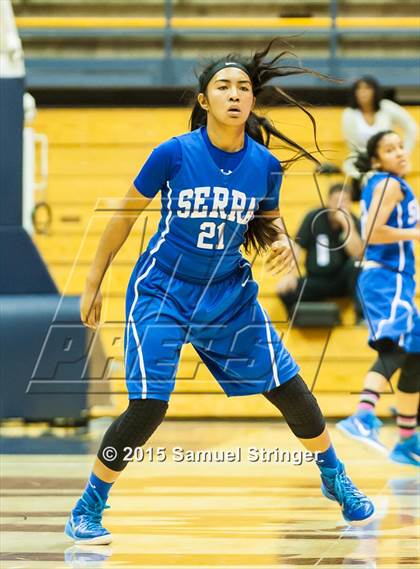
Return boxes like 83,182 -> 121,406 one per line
349,76 -> 382,113
189,38 -> 331,253
354,130 -> 394,174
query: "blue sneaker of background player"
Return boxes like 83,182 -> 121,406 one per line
337,409 -> 387,454
65,490 -> 112,545
389,433 -> 420,467
320,460 -> 375,526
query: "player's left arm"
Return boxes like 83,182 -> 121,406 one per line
263,209 -> 298,276
332,210 -> 363,258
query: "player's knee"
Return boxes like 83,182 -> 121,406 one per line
98,398 -> 168,471
370,344 -> 406,380
397,354 -> 420,394
264,374 -> 326,439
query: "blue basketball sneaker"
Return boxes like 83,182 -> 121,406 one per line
320,460 -> 375,526
337,410 -> 387,454
389,433 -> 420,467
65,490 -> 112,545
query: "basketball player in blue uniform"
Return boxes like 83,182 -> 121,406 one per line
65,41 -> 374,545
338,130 -> 420,466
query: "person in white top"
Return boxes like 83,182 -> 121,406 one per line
342,76 -> 417,182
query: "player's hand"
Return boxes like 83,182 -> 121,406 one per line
80,281 -> 103,329
266,235 -> 295,276
277,274 -> 298,295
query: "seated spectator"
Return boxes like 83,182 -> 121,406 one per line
342,76 -> 417,198
277,184 -> 364,323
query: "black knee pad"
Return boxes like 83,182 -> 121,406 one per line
370,348 -> 406,381
397,354 -> 420,394
371,338 -> 400,352
263,374 -> 326,439
98,398 -> 168,471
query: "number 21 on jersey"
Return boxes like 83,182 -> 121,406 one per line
197,222 -> 225,250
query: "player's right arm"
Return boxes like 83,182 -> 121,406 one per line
81,138 -> 180,328
365,177 -> 420,245
81,184 -> 151,328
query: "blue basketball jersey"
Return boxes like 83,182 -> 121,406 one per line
360,172 -> 419,275
143,128 -> 281,283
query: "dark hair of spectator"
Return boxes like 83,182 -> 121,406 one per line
354,130 -> 394,174
328,183 -> 351,197
349,76 -> 382,113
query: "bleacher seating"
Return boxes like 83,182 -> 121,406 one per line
12,0 -> 420,89
31,106 -> 420,418
11,1 -> 420,18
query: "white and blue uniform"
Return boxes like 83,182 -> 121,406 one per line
358,172 -> 420,353
124,127 -> 299,401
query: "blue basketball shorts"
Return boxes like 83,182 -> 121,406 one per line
124,254 -> 300,401
357,267 -> 420,354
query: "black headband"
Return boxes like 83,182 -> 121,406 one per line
199,61 -> 251,92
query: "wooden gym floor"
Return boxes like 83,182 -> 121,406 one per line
1,420 -> 418,568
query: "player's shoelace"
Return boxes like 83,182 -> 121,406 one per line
358,412 -> 382,431
353,413 -> 383,439
370,416 -> 383,432
74,493 -> 110,532
335,471 -> 370,509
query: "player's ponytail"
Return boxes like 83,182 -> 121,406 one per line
189,38 -> 334,252
353,152 -> 371,174
354,130 -> 394,174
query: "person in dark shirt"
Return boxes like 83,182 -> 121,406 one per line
277,184 -> 364,322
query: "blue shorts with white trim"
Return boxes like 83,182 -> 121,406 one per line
357,267 -> 420,354
124,253 -> 300,401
